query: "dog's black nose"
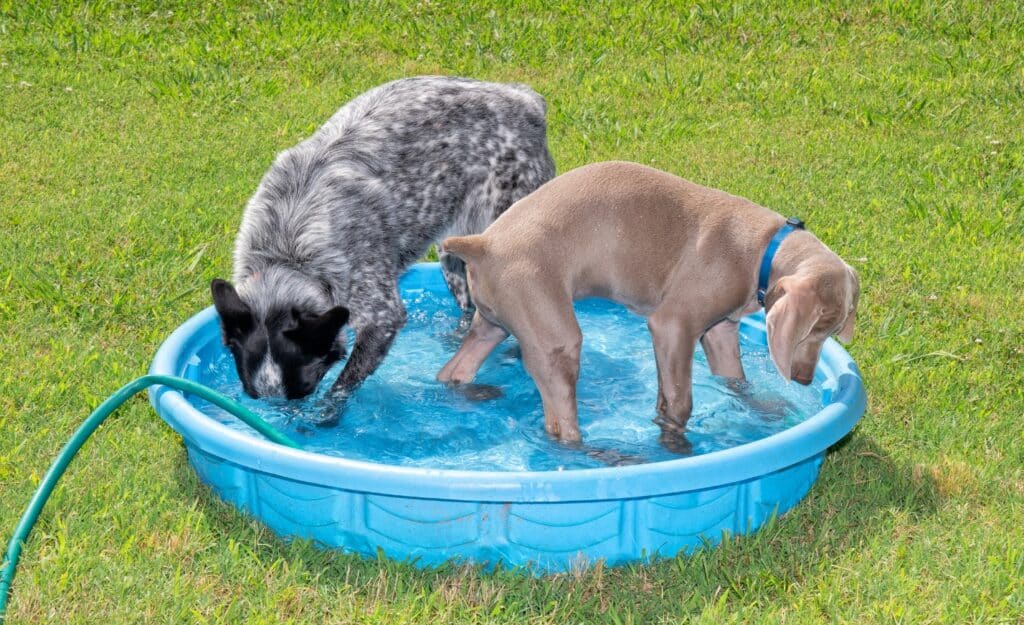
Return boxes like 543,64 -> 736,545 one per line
286,386 -> 317,401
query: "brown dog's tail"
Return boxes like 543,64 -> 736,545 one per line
441,234 -> 489,262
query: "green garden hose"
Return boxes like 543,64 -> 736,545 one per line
0,375 -> 299,623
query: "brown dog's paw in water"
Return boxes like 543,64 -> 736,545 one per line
657,428 -> 694,456
447,382 -> 504,401
583,446 -> 649,467
724,378 -> 796,421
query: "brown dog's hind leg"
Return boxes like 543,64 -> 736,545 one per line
515,298 -> 584,444
700,319 -> 745,380
648,309 -> 699,433
520,335 -> 583,444
437,311 -> 509,384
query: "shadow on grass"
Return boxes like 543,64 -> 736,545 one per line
168,432 -> 939,621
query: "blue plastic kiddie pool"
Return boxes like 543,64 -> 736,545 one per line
149,263 -> 865,573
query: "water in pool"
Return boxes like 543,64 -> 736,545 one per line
192,288 -> 823,471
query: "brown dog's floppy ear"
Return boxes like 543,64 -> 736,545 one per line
211,279 -> 254,339
836,309 -> 856,344
441,235 -> 488,263
836,264 -> 860,344
765,276 -> 821,381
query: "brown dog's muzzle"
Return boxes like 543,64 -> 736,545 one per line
790,357 -> 818,385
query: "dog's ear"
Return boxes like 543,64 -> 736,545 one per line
441,235 -> 488,263
836,309 -> 856,343
765,276 -> 821,381
211,279 -> 254,339
836,264 -> 860,344
284,305 -> 349,351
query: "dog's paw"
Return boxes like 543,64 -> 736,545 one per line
657,427 -> 693,455
449,382 -> 503,401
307,391 -> 349,427
726,381 -> 795,421
745,395 -> 794,421
310,408 -> 341,428
652,412 -> 688,434
585,447 -> 647,467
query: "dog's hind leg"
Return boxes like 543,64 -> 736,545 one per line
513,290 -> 583,444
700,319 -> 745,380
437,311 -> 509,384
520,331 -> 583,444
648,308 -> 700,434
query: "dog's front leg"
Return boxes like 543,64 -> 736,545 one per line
312,319 -> 404,426
700,319 -> 745,380
330,277 -> 408,396
332,319 -> 404,395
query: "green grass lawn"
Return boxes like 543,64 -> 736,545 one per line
2,1 -> 1022,622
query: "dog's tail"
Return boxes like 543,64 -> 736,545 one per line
441,234 -> 488,263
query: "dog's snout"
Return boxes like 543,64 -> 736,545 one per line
791,363 -> 816,386
286,385 -> 317,401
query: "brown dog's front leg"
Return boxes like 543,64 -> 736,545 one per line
437,312 -> 509,384
700,319 -> 745,380
648,311 -> 698,433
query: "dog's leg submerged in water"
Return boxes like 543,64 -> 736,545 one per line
312,277 -> 407,422
436,311 -> 509,403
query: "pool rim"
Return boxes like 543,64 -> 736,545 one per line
149,262 -> 866,503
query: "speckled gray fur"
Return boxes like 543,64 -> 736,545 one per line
228,76 -> 555,397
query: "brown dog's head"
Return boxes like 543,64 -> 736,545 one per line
764,264 -> 859,385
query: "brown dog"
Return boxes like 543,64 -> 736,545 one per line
437,161 -> 859,444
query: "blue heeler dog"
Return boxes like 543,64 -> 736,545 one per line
210,76 -> 555,415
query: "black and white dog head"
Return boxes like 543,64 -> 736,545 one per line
210,275 -> 349,400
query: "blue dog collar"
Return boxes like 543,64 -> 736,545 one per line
757,217 -> 806,306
